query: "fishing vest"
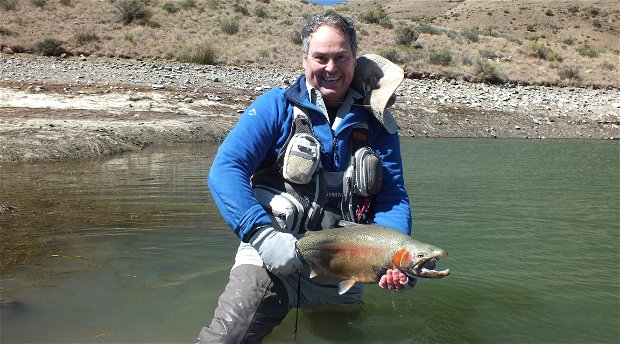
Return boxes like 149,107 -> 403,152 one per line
251,105 -> 383,237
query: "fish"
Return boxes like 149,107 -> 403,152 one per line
295,223 -> 450,295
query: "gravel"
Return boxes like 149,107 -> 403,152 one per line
0,55 -> 618,164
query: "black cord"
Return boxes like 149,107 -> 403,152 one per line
294,271 -> 301,340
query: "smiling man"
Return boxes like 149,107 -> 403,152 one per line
198,13 -> 413,343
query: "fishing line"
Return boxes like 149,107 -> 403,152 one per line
294,271 -> 301,340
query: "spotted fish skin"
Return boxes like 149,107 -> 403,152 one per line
296,223 -> 450,294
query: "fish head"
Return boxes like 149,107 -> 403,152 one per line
392,242 -> 450,279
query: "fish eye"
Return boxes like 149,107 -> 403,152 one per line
417,253 -> 424,258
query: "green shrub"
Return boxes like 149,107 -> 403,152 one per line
179,0 -> 195,8
59,0 -> 72,5
600,61 -> 616,71
233,3 -> 249,15
177,44 -> 217,65
360,5 -> 392,29
114,0 -> 151,25
74,30 -> 100,45
416,24 -> 442,35
576,44 -> 599,57
562,37 -> 576,45
253,4 -> 268,18
0,27 -> 15,36
379,47 -> 402,64
461,28 -> 479,42
544,8 -> 554,16
30,0 -> 46,8
567,5 -> 579,14
394,25 -> 419,46
558,66 -> 580,80
0,0 -> 18,11
219,18 -> 239,34
429,48 -> 452,66
474,59 -> 504,84
290,30 -> 302,45
34,38 -> 66,56
526,40 -> 562,61
584,6 -> 600,16
163,2 -> 180,13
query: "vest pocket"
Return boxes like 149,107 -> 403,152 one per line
253,185 -> 305,235
352,147 -> 383,197
282,133 -> 321,184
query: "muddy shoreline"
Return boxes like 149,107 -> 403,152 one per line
1,56 -> 619,165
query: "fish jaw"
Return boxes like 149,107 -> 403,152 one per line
392,247 -> 451,279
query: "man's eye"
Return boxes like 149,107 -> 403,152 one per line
315,56 -> 328,64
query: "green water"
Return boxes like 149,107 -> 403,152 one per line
1,139 -> 618,343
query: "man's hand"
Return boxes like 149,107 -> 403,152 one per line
379,269 -> 416,292
250,226 -> 303,275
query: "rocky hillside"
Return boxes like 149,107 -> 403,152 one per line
0,0 -> 618,88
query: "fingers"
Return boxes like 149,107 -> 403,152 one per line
379,269 -> 410,291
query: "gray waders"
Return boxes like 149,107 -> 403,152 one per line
197,264 -> 289,343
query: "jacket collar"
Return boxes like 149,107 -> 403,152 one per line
286,75 -> 368,133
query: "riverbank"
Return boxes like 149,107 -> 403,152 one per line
1,55 -> 619,165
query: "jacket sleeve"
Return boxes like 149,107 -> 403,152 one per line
370,127 -> 413,235
207,88 -> 290,241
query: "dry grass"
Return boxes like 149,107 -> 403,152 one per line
0,0 -> 618,87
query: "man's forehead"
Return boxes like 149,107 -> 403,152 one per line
307,30 -> 353,55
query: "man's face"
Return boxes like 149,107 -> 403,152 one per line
303,25 -> 356,107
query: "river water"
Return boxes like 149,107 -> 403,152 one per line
1,139 -> 618,343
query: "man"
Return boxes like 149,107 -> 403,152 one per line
198,12 -> 413,343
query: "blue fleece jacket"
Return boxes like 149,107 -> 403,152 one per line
207,75 -> 412,241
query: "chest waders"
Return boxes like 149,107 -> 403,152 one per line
198,107 -> 384,344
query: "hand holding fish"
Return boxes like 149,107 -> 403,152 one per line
250,226 -> 304,275
296,223 -> 450,295
379,269 -> 416,292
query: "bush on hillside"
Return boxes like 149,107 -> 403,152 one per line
395,25 -> 419,46
33,38 -> 67,56
219,18 -> 239,35
30,0 -> 46,8
0,0 -> 17,10
177,44 -> 217,65
474,59 -> 504,84
114,0 -> 151,25
558,66 -> 581,80
360,5 -> 393,29
74,30 -> 100,45
576,44 -> 599,58
526,40 -> 562,61
429,48 -> 452,66
163,2 -> 180,13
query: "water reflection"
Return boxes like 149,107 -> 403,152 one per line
1,139 -> 619,343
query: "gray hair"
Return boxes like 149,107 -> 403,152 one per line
300,12 -> 358,58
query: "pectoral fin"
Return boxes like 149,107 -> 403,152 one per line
309,263 -> 320,279
338,279 -> 357,295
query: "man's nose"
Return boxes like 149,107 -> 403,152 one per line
325,59 -> 337,72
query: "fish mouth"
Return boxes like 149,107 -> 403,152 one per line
408,251 -> 451,279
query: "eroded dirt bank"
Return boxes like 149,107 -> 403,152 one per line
1,56 -> 619,165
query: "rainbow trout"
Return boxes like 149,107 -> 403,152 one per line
296,223 -> 450,294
